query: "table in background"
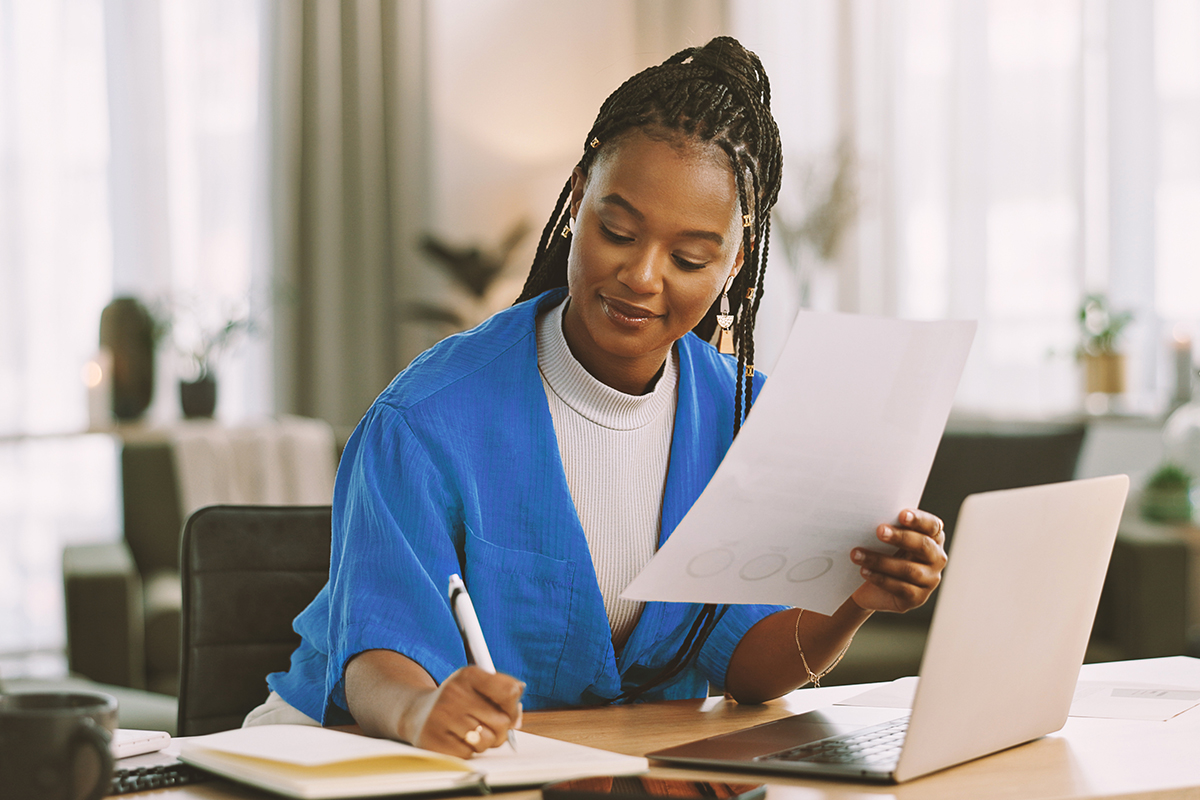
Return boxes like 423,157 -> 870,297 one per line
1120,515 -> 1200,646
136,656 -> 1200,800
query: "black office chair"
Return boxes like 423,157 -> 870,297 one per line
177,505 -> 331,736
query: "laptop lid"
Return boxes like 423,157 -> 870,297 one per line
648,475 -> 1130,783
894,473 -> 1129,781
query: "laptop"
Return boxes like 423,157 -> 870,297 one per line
649,474 -> 1130,783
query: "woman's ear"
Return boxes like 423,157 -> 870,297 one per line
569,166 -> 587,219
731,247 -> 745,280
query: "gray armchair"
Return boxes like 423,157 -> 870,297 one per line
62,418 -> 337,697
63,440 -> 185,695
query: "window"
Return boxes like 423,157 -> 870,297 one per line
737,0 -> 1200,416
0,0 -> 263,671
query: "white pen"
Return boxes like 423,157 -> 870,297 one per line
448,573 -> 520,752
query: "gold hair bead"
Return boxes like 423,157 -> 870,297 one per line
590,137 -> 601,149
561,223 -> 572,238
746,365 -> 755,377
742,214 -> 753,228
746,287 -> 756,300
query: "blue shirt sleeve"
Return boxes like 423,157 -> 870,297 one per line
321,402 -> 468,718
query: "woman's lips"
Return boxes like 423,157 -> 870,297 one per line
602,296 -> 660,328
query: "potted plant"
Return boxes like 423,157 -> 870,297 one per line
160,299 -> 258,419
1077,293 -> 1132,395
1140,462 -> 1195,523
772,138 -> 858,310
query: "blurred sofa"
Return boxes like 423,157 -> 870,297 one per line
62,417 -> 337,696
825,418 -> 1189,687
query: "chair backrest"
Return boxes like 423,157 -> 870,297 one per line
919,422 -> 1088,538
178,505 -> 331,736
898,421 -> 1088,627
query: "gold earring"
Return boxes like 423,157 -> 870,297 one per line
717,275 -> 736,355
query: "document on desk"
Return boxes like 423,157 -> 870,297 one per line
622,310 -> 975,614
838,677 -> 1200,721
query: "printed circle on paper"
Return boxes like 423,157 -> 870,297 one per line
739,553 -> 787,581
687,548 -> 735,578
786,556 -> 833,583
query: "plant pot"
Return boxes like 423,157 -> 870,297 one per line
1084,352 -> 1125,394
180,375 -> 217,419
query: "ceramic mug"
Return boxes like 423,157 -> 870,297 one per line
0,690 -> 118,800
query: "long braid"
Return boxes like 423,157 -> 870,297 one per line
515,37 -> 784,703
517,178 -> 574,302
740,164 -> 766,428
718,139 -> 755,435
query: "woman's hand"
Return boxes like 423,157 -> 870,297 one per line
402,667 -> 524,758
850,509 -> 947,614
345,651 -> 523,758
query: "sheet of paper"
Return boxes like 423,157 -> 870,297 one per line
836,678 -> 1200,721
622,311 -> 975,613
1068,681 -> 1200,721
835,676 -> 919,709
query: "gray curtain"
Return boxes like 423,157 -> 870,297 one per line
267,0 -> 431,432
264,0 -> 731,433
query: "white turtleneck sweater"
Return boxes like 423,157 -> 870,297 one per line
536,298 -> 678,650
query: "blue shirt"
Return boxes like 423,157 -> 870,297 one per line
268,289 -> 783,724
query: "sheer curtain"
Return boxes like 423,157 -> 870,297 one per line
0,0 -> 265,672
106,0 -> 270,425
737,0 -> 1200,417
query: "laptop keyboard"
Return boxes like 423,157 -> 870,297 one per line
755,716 -> 909,768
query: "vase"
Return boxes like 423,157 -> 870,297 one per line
1163,398 -> 1200,513
99,297 -> 156,420
1084,352 -> 1125,395
180,375 -> 217,418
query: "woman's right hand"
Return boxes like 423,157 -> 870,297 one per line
402,666 -> 525,757
345,650 -> 523,758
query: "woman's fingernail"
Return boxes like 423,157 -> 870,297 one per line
903,510 -> 914,524
861,567 -> 873,577
852,549 -> 864,563
881,526 -> 894,541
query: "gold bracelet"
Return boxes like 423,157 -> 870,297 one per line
793,609 -> 852,688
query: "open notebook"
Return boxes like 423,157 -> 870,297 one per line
178,724 -> 648,800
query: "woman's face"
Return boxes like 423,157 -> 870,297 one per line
562,130 -> 744,395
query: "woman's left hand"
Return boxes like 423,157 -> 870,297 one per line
850,509 -> 947,614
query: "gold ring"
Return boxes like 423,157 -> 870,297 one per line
464,725 -> 484,746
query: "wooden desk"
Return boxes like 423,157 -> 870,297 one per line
135,656 -> 1200,800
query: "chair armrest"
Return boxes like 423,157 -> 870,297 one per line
1093,526 -> 1189,659
62,542 -> 146,690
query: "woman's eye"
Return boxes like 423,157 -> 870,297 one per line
599,224 -> 633,244
673,255 -> 708,270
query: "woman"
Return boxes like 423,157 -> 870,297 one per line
253,37 -> 947,759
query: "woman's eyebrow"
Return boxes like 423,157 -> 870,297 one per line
599,192 -> 725,246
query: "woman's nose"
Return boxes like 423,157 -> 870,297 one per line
618,246 -> 665,295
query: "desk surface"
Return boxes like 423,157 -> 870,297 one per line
142,656 -> 1200,800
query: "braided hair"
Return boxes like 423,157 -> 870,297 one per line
516,36 -> 783,437
516,37 -> 783,704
